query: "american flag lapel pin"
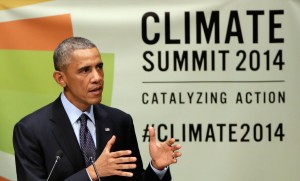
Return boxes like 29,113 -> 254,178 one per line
105,128 -> 110,132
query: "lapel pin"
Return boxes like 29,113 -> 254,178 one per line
105,128 -> 110,132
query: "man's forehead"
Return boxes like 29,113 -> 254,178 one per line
71,47 -> 100,55
70,48 -> 101,61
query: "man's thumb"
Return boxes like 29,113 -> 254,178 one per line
105,135 -> 116,151
148,127 -> 156,144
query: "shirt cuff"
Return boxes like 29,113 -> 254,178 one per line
149,161 -> 168,180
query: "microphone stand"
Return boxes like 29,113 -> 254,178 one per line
47,155 -> 61,181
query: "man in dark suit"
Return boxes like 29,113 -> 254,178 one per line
13,37 -> 182,181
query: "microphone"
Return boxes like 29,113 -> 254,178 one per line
87,151 -> 100,181
47,150 -> 64,181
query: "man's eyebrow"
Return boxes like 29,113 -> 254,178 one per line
78,65 -> 90,72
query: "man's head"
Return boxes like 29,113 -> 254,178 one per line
53,37 -> 104,111
53,37 -> 97,71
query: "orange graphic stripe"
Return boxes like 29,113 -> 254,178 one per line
0,176 -> 10,181
0,14 -> 73,50
0,0 -> 51,10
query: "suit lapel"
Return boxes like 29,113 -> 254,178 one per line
94,104 -> 113,157
50,97 -> 85,171
49,98 -> 113,170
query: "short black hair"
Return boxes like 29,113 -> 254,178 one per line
53,37 -> 97,70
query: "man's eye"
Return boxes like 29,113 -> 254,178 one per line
97,64 -> 103,69
79,67 -> 89,73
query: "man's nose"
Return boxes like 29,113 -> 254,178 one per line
91,69 -> 103,83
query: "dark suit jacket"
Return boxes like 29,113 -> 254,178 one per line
13,96 -> 171,181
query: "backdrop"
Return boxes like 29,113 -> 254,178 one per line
0,0 -> 299,180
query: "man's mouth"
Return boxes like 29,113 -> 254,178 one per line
89,87 -> 102,94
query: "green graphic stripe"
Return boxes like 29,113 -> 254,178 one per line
100,53 -> 114,107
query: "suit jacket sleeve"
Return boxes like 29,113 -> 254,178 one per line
13,120 -> 90,181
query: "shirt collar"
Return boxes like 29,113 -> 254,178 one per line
60,92 -> 95,125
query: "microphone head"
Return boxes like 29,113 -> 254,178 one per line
56,150 -> 64,160
86,150 -> 94,161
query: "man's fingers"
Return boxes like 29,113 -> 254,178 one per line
114,156 -> 137,164
105,135 -> 116,152
114,170 -> 134,177
172,144 -> 182,151
116,163 -> 137,170
167,138 -> 175,146
173,151 -> 182,158
110,150 -> 132,158
148,127 -> 156,144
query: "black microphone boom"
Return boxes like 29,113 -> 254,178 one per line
47,150 -> 64,181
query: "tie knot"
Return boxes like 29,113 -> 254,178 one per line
79,114 -> 88,125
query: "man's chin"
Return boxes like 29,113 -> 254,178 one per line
90,97 -> 102,105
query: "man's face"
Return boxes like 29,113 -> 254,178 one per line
61,47 -> 104,111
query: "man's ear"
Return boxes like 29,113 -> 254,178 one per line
53,71 -> 66,88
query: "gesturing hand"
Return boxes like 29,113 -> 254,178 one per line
148,127 -> 182,170
87,135 -> 137,179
